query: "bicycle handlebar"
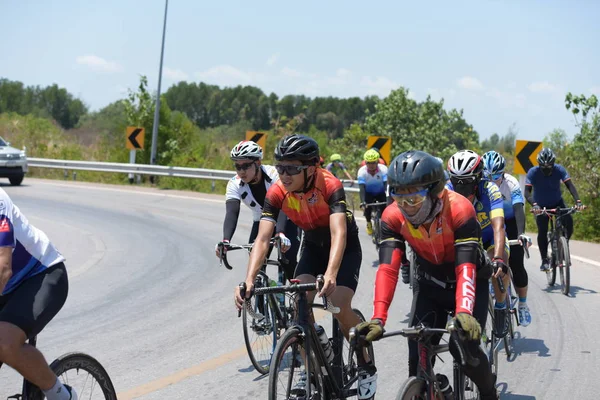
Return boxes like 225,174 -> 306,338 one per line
507,238 -> 531,259
533,206 -> 579,218
364,202 -> 388,207
218,237 -> 283,270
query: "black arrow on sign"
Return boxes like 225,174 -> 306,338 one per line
516,142 -> 540,173
249,133 -> 263,143
370,137 -> 389,150
128,128 -> 143,149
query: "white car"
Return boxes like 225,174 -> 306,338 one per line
0,137 -> 27,185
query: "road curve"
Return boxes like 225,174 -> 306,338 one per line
0,178 -> 598,399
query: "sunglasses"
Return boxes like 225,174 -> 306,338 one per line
450,175 -> 478,186
234,162 -> 255,171
275,164 -> 310,176
490,172 -> 503,181
390,187 -> 429,207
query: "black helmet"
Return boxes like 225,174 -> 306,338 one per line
275,135 -> 319,163
388,150 -> 445,197
537,148 -> 556,166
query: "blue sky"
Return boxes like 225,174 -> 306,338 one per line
1,0 -> 599,141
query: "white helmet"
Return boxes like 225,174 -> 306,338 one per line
230,140 -> 263,160
447,150 -> 484,177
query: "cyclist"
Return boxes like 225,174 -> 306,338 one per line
326,153 -> 354,183
355,150 -> 499,400
446,150 -> 510,337
483,150 -> 532,326
0,188 -> 77,400
359,148 -> 386,167
357,149 -> 389,236
216,140 -> 299,280
524,148 -> 586,271
234,135 -> 376,399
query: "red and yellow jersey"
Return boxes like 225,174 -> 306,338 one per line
373,189 -> 481,324
262,168 -> 357,234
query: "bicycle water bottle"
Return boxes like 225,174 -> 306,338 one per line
314,323 -> 334,363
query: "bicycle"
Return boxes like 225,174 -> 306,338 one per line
363,201 -> 388,249
535,206 -> 578,296
1,336 -> 117,400
240,276 -> 375,399
218,237 -> 291,375
350,322 -> 481,400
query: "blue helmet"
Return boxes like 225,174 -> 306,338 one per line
482,151 -> 506,176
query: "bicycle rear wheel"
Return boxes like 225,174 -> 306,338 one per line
558,236 -> 571,296
547,242 -> 557,286
50,353 -> 117,400
243,275 -> 278,375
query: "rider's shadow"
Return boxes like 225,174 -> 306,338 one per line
496,383 -> 537,400
542,285 -> 598,298
507,332 -> 551,359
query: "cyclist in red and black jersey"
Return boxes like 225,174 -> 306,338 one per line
234,135 -> 377,399
356,150 -> 498,400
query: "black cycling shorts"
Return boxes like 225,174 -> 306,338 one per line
294,232 -> 362,292
0,263 -> 69,339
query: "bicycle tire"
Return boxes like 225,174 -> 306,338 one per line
558,236 -> 571,296
396,376 -> 427,400
268,326 -> 326,400
547,241 -> 557,286
242,277 -> 278,375
49,352 -> 117,400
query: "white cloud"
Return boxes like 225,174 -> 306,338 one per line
457,76 -> 484,91
164,67 -> 189,81
527,81 -> 557,93
194,65 -> 263,86
589,86 -> 600,95
76,55 -> 122,73
266,53 -> 279,66
486,88 -> 526,109
360,76 -> 399,96
281,67 -> 304,78
325,68 -> 352,86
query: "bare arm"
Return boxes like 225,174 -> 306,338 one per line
0,247 -> 13,293
492,216 -> 506,260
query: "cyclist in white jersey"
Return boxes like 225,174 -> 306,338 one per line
482,151 -> 532,326
0,188 -> 77,400
357,149 -> 389,236
216,140 -> 299,280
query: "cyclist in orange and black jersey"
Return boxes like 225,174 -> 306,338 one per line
355,151 -> 498,400
234,135 -> 377,399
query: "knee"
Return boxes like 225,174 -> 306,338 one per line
0,333 -> 21,364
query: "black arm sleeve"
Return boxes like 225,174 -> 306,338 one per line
524,185 -> 534,205
564,179 -> 581,202
275,210 -> 288,234
514,203 -> 526,236
223,199 -> 241,241
359,184 -> 366,204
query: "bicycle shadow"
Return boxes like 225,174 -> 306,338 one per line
371,259 -> 379,268
542,285 -> 597,298
506,332 -> 551,359
496,383 -> 536,399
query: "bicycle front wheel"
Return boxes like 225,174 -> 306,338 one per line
558,236 -> 571,296
243,283 -> 278,375
396,376 -> 427,400
50,353 -> 117,400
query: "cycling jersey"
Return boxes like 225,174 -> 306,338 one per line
225,165 -> 279,221
357,165 -> 388,195
373,189 -> 481,323
446,180 -> 504,246
262,168 -> 358,240
325,162 -> 348,179
525,164 -> 570,207
0,188 -> 65,295
496,173 -> 524,220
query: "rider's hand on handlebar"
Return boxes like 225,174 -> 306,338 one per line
576,200 -> 586,212
518,234 -> 532,249
234,280 -> 254,310
359,202 -> 366,210
447,312 -> 481,341
532,203 -> 542,215
216,240 -> 229,259
275,232 -> 291,253
492,258 -> 508,279
318,273 -> 336,297
355,319 -> 384,343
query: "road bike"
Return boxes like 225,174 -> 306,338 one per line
1,336 -> 117,400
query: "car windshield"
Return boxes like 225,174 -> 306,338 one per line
0,138 -> 7,147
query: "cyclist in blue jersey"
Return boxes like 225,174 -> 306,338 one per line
358,149 -> 389,236
483,151 -> 532,326
447,150 -> 510,337
524,148 -> 586,271
0,189 -> 77,400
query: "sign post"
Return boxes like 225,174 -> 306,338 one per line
514,139 -> 542,192
126,127 -> 145,184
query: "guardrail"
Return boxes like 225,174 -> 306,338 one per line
27,158 -> 360,193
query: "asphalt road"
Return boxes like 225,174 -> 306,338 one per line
0,178 -> 598,399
